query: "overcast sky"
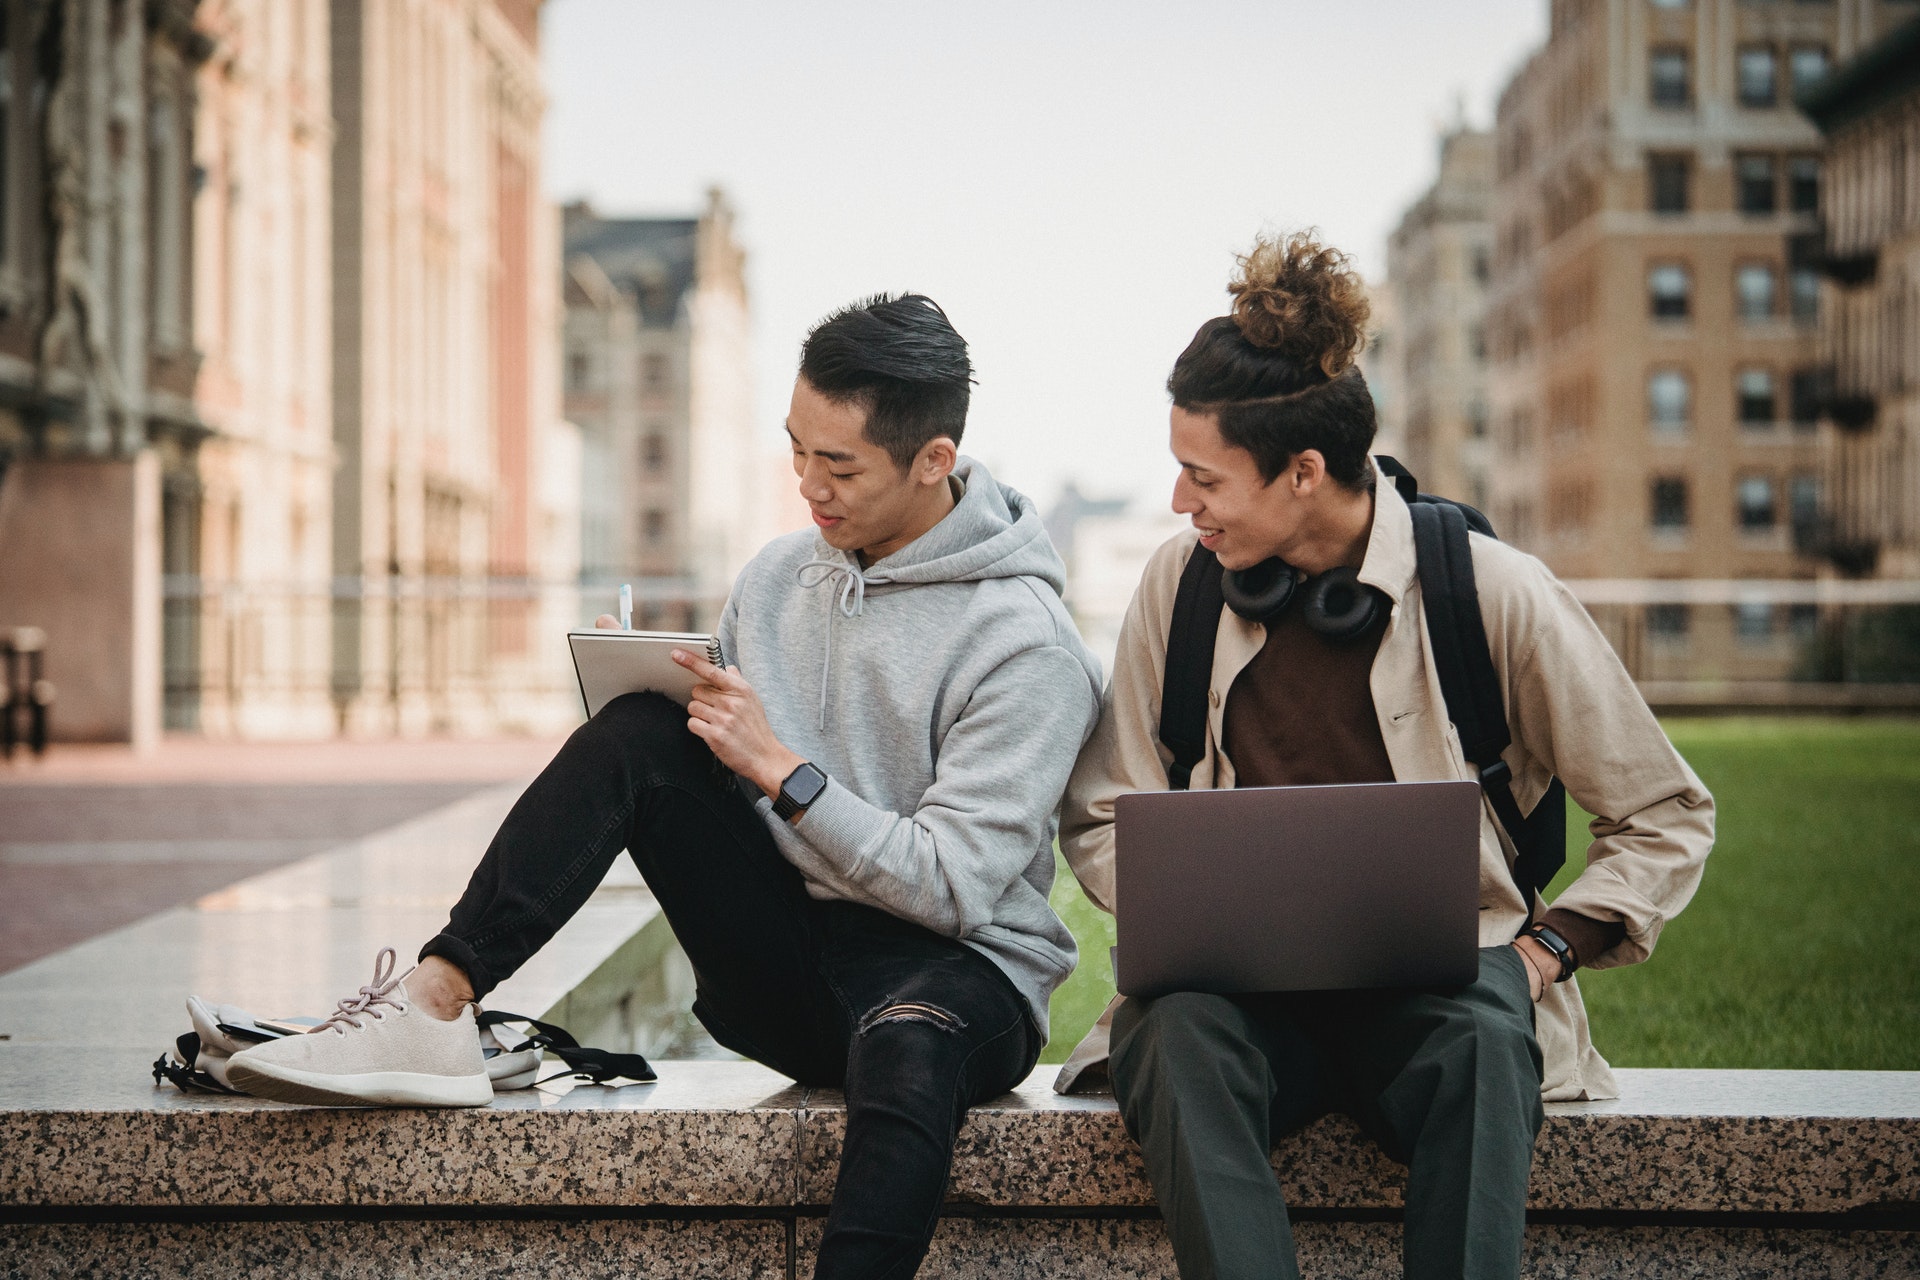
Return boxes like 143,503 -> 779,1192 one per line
544,0 -> 1547,513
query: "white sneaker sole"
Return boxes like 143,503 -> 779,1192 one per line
227,1058 -> 493,1108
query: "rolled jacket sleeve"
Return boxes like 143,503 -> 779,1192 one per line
1500,569 -> 1716,968
1061,536 -> 1193,916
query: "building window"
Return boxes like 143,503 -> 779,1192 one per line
1736,264 -> 1776,322
1734,601 -> 1775,643
1649,263 -> 1691,319
1737,47 -> 1777,107
1737,369 -> 1776,427
1787,157 -> 1820,214
1648,154 -> 1690,214
1790,267 -> 1820,324
1736,154 -> 1777,214
1791,473 -> 1820,525
1650,48 -> 1690,107
642,432 -> 666,474
1649,369 -> 1691,434
1789,46 -> 1830,98
1787,604 -> 1819,639
1738,476 -> 1777,530
1646,604 -> 1690,640
1651,477 -> 1689,531
1790,368 -> 1824,428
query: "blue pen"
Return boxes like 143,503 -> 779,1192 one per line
619,584 -> 632,630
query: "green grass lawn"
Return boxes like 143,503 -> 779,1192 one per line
1042,716 -> 1920,1070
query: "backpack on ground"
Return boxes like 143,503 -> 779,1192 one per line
1157,455 -> 1566,915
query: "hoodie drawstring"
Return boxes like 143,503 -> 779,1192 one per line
795,559 -> 887,730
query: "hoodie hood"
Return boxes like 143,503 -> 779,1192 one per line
797,458 -> 1067,610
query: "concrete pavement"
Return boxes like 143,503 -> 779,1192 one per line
0,735 -> 568,974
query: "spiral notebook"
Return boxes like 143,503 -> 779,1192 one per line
566,630 -> 723,718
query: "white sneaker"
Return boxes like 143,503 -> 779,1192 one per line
226,947 -> 492,1107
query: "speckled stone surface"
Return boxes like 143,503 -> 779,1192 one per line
1,1056 -> 804,1208
795,1067 -> 1920,1214
7,1054 -> 1918,1216
0,1219 -> 789,1279
792,1217 -> 1920,1280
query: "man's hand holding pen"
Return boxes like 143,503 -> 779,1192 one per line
673,648 -> 805,802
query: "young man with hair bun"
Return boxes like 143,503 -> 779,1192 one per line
1058,232 -> 1714,1280
230,293 -> 1105,1280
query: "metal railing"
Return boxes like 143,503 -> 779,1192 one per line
159,575 -> 722,735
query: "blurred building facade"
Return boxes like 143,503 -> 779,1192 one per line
1046,486 -> 1185,676
562,194 -> 788,630
1386,128 -> 1495,510
327,0 -> 573,737
1485,0 -> 1916,683
0,0 -> 585,745
1801,14 -> 1920,582
183,0 -> 334,737
0,1 -> 209,749
1358,279 -> 1404,460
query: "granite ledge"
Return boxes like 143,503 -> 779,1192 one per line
798,1068 -> 1920,1215
3,1056 -> 1915,1218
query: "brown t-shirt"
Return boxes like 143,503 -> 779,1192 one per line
1222,605 -> 1394,789
1220,599 -> 1625,969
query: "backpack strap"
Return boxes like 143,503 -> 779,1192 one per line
1408,502 -> 1566,914
151,1032 -> 241,1095
1160,545 -> 1225,790
1374,454 -> 1421,504
477,1009 -> 657,1085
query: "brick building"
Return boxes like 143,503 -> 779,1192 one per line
1486,0 -> 1917,681
1800,13 -> 1920,581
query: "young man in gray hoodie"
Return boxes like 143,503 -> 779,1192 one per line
227,294 -> 1105,1279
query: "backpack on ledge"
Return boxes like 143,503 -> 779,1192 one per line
1157,455 -> 1566,915
153,996 -> 655,1097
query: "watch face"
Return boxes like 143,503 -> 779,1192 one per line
786,764 -> 828,808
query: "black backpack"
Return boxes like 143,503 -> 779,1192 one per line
1157,456 -> 1566,914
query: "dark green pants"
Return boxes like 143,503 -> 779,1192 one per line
1110,945 -> 1545,1280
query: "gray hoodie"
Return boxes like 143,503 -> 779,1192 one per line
717,457 -> 1104,1036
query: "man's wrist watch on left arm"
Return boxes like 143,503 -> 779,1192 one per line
772,761 -> 829,823
1521,921 -> 1577,983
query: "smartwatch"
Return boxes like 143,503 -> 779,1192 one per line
1521,922 -> 1577,983
773,762 -> 829,822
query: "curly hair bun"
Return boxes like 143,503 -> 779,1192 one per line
1228,231 -> 1371,379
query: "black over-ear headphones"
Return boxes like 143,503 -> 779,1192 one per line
1220,557 -> 1388,642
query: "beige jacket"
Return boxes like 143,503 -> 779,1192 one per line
1057,467 -> 1714,1102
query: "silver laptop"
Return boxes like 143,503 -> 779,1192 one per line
1113,780 -> 1482,997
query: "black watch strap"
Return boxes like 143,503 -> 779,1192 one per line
1522,922 -> 1576,982
773,762 -> 828,822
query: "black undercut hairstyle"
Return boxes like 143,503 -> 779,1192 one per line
798,293 -> 974,470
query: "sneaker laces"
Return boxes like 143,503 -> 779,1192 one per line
318,946 -> 409,1034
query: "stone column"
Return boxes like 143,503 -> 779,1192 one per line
0,453 -> 163,748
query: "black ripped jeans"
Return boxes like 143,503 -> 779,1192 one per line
422,693 -> 1040,1280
